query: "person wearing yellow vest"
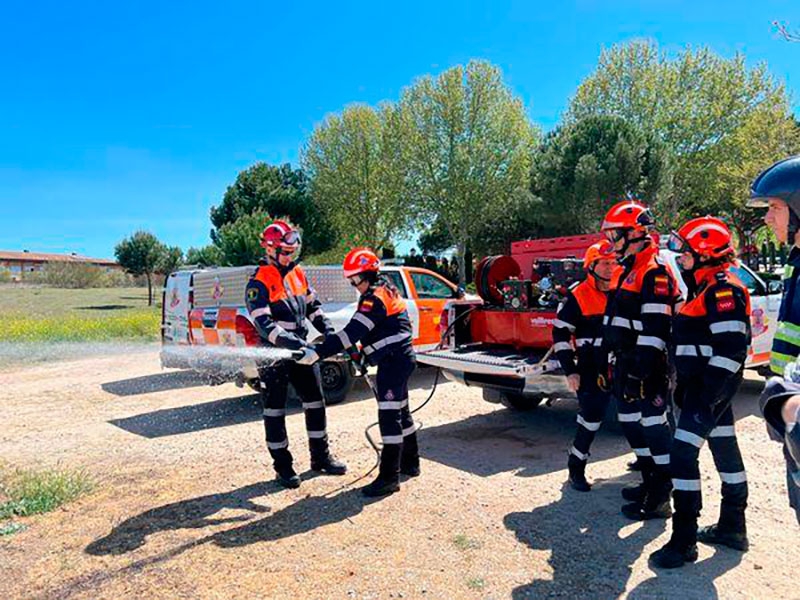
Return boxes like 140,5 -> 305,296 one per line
749,155 -> 800,375
245,220 -> 346,489
298,248 -> 419,497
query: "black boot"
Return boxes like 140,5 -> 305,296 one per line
362,445 -> 401,497
621,464 -> 650,503
627,458 -> 643,472
651,514 -> 698,569
650,540 -> 699,569
310,453 -> 348,475
400,433 -> 420,477
621,482 -> 647,503
275,465 -> 301,489
698,508 -> 749,551
568,455 -> 591,492
623,472 -> 672,521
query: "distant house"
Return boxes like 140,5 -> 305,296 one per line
0,250 -> 121,282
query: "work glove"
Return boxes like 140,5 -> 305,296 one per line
623,375 -> 644,403
296,348 -> 320,366
345,346 -> 363,365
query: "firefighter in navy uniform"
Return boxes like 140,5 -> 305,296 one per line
748,155 -> 800,525
553,240 -> 619,491
245,220 -> 347,489
651,217 -> 751,569
600,200 -> 678,520
298,248 -> 419,498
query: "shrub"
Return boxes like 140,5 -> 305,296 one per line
0,465 -> 94,519
1,310 -> 160,342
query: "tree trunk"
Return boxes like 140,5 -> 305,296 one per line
146,273 -> 153,306
456,240 -> 467,287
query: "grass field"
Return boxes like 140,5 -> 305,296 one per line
0,286 -> 161,342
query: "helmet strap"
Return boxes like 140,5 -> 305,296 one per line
620,230 -> 648,257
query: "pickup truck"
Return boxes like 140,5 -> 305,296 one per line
160,264 -> 463,403
416,235 -> 783,411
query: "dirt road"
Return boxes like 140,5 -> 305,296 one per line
0,352 -> 796,599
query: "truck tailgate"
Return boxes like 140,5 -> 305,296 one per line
417,346 -> 571,397
417,346 -> 549,376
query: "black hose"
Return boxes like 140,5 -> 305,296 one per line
324,303 -> 476,495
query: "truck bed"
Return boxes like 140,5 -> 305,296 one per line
417,344 -> 571,398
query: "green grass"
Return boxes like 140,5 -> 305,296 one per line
0,286 -> 161,342
0,465 -> 94,520
466,578 -> 486,591
0,522 -> 27,537
452,533 -> 483,551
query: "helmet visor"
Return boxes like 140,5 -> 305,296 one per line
667,231 -> 688,253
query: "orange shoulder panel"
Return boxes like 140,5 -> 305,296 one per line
254,266 -> 287,302
572,280 -> 607,316
284,266 -> 309,296
373,285 -> 407,316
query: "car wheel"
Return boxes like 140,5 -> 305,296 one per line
320,360 -> 354,405
499,392 -> 544,411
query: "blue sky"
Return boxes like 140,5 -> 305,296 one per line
1,1 -> 798,259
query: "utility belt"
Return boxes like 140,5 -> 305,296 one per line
611,351 -> 668,399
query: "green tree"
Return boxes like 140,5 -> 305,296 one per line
400,60 -> 538,284
532,115 -> 672,234
157,246 -> 184,276
114,231 -> 166,305
568,40 -> 798,229
214,212 -> 272,267
210,163 -> 335,256
303,103 -> 416,252
185,245 -> 223,267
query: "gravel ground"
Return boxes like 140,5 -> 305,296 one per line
0,351 -> 796,599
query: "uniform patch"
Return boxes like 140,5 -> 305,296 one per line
652,395 -> 664,407
716,289 -> 735,312
385,389 -> 395,401
654,275 -> 670,296
360,298 -> 375,312
247,288 -> 259,301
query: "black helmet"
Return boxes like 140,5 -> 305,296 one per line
749,155 -> 800,216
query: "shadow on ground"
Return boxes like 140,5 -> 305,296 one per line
86,481 -> 275,555
87,484 -> 376,558
76,305 -> 132,311
102,370 -> 211,396
505,476 -> 744,599
106,368 -> 440,438
420,394 -> 631,478
421,374 -> 764,479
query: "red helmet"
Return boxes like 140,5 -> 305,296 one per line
668,216 -> 734,260
600,200 -> 655,233
343,248 -> 380,278
261,220 -> 301,253
583,239 -> 615,270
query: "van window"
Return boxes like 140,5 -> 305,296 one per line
730,266 -> 764,295
411,272 -> 454,299
380,271 -> 408,298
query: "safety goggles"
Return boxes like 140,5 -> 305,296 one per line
281,230 -> 301,246
603,228 -> 625,243
666,231 -> 689,254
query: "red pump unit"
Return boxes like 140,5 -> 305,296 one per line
469,234 -> 603,350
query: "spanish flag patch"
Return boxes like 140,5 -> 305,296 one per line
654,275 -> 670,296
360,298 -> 375,312
715,288 -> 735,312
